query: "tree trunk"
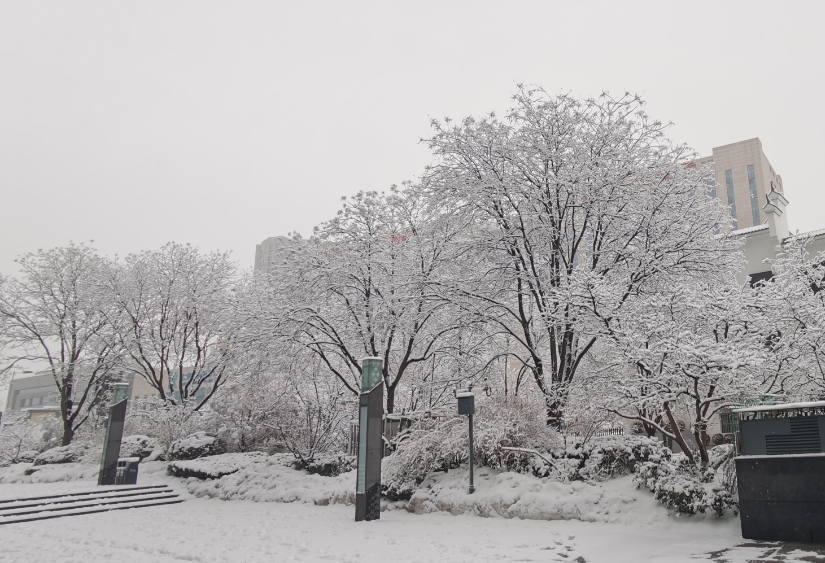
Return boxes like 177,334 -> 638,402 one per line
692,423 -> 710,467
663,403 -> 694,464
386,383 -> 396,414
61,419 -> 74,446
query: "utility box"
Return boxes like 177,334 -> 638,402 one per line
457,392 -> 475,415
115,457 -> 140,485
734,401 -> 825,543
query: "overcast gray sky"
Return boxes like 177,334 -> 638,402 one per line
1,1 -> 823,276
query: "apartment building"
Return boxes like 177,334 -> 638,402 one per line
693,138 -> 784,231
254,236 -> 294,274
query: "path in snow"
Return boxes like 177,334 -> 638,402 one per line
0,479 -> 823,563
0,486 -> 725,563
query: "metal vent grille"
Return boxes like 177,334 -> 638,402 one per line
765,418 -> 822,455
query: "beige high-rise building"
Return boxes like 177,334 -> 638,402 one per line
693,138 -> 784,230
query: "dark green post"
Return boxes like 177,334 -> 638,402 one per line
98,383 -> 129,486
355,357 -> 384,521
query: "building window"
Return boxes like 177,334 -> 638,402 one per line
720,411 -> 732,434
747,165 -> 760,225
725,170 -> 737,225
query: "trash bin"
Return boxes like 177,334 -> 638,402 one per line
115,457 -> 140,485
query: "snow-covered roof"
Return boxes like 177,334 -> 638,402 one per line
456,392 -> 475,398
730,223 -> 769,236
733,400 -> 825,413
786,227 -> 825,242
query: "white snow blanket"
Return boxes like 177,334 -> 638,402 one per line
407,466 -> 638,523
0,462 -> 99,484
180,453 -> 658,524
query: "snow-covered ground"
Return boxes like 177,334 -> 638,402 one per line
0,461 -> 823,563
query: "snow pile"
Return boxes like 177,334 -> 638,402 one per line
169,432 -> 227,461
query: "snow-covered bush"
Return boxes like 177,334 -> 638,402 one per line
295,453 -> 356,477
168,452 -> 268,479
708,444 -> 734,470
549,435 -> 672,482
383,397 -> 558,500
634,451 -> 737,516
0,412 -> 50,464
473,397 -> 560,470
652,474 -> 709,515
168,431 -> 227,461
125,400 -> 214,456
120,435 -> 157,461
382,416 -> 465,501
33,444 -> 87,466
206,369 -> 290,454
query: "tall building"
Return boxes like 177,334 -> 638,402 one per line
693,138 -> 785,230
254,236 -> 294,274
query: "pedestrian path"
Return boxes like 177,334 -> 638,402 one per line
706,541 -> 825,562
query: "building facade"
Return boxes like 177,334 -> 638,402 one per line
2,370 -> 164,422
254,236 -> 294,274
694,138 -> 785,230
732,185 -> 825,285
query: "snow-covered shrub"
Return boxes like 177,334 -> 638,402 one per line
125,400 -> 215,456
550,435 -> 671,482
0,412 -> 49,464
295,453 -> 356,477
207,372 -> 289,454
120,435 -> 157,461
33,444 -> 87,466
708,444 -> 734,470
383,397 -> 558,500
634,451 -> 737,516
719,457 -> 738,501
473,396 -> 560,471
653,474 -> 709,515
383,416 -> 466,501
168,452 -> 267,479
168,431 -> 227,461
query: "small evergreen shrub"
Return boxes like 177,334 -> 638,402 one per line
168,432 -> 227,461
120,435 -> 157,461
33,444 -> 86,466
295,454 -> 356,477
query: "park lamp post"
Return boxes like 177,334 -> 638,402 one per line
355,357 -> 384,522
455,387 -> 476,494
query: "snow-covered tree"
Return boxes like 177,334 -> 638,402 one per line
0,243 -> 122,445
109,242 -> 238,408
605,284 -> 765,465
422,87 -> 738,426
273,188 -> 476,413
757,236 -> 825,396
